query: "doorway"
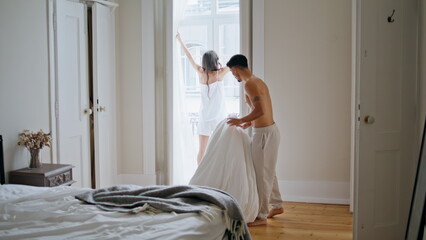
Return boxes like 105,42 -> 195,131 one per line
172,0 -> 242,185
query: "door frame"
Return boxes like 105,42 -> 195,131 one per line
48,0 -> 58,164
353,0 -> 360,237
351,0 -> 359,215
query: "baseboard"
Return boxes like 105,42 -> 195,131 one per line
279,180 -> 350,205
118,173 -> 156,186
118,176 -> 349,204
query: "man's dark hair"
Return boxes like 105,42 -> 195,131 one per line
226,54 -> 248,68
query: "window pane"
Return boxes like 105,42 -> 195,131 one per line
217,0 -> 239,14
179,25 -> 209,49
179,25 -> 209,114
184,0 -> 212,16
218,22 -> 240,114
219,23 -> 239,56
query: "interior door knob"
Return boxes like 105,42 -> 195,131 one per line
83,108 -> 92,115
364,115 -> 375,124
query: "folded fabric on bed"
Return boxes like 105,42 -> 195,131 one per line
76,184 -> 251,240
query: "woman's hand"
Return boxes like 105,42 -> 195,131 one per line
176,32 -> 182,42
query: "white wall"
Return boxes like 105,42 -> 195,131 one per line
0,0 -> 52,178
116,0 -> 143,174
264,0 -> 352,203
116,0 -> 156,185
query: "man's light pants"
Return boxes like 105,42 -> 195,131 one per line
252,124 -> 283,219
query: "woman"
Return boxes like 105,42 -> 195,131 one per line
176,33 -> 230,164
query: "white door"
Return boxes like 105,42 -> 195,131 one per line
92,3 -> 117,188
55,0 -> 91,188
355,0 -> 419,239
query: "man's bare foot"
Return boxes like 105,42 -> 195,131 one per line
247,218 -> 267,227
267,207 -> 284,218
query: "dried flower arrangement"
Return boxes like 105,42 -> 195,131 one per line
17,130 -> 52,150
17,130 -> 52,168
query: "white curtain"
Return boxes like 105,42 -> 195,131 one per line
172,0 -> 197,185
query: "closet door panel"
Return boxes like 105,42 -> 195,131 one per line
92,3 -> 117,188
55,0 -> 91,188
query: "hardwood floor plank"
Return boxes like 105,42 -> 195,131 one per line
249,202 -> 353,240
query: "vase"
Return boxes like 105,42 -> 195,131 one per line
29,148 -> 42,169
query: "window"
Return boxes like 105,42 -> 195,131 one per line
184,0 -> 212,15
217,0 -> 239,14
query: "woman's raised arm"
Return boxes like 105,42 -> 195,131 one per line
176,33 -> 203,73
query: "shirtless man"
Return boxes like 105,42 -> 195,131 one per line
226,54 -> 284,226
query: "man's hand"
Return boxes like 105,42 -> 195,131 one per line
240,122 -> 252,129
227,117 -> 243,127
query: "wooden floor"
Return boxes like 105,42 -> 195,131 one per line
249,202 -> 353,240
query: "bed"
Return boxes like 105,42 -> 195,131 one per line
0,133 -> 250,240
0,184 -> 244,240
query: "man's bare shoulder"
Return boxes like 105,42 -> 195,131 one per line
246,77 -> 267,91
253,76 -> 264,82
244,75 -> 260,86
244,79 -> 257,93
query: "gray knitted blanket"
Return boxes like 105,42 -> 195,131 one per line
75,184 -> 251,240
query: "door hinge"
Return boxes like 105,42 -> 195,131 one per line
357,104 -> 361,123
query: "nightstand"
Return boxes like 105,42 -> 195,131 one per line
9,163 -> 76,187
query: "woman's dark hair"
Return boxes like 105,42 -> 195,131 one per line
202,50 -> 220,97
226,54 -> 248,68
202,50 -> 219,72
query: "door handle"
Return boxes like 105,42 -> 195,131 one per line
83,108 -> 93,115
364,115 -> 375,124
98,106 -> 106,112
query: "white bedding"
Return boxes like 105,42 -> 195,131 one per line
0,184 -> 227,240
190,120 -> 259,223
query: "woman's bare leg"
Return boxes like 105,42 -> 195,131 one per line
197,135 -> 209,164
